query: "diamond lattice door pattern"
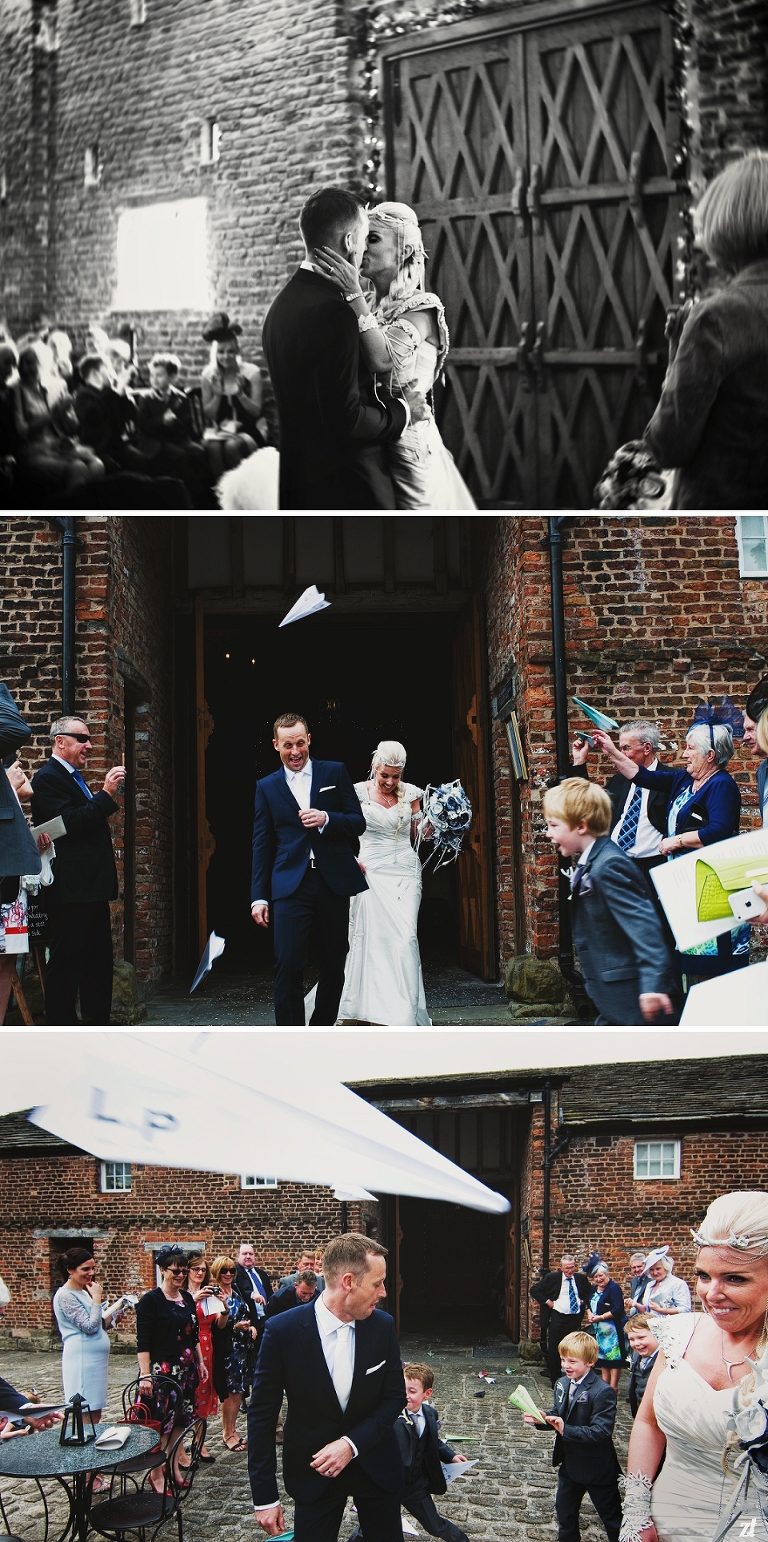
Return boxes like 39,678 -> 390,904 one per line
383,1 -> 684,508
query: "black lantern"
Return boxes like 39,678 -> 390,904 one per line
59,1393 -> 96,1446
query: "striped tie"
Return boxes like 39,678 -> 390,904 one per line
617,784 -> 642,852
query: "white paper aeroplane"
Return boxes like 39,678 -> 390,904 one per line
279,585 -> 332,628
190,931 -> 226,993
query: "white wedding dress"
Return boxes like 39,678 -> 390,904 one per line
336,781 -> 431,1026
650,1315 -> 763,1541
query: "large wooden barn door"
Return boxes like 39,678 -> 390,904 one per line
451,595 -> 496,979
383,1 -> 683,508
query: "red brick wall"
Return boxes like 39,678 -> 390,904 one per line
485,514 -> 768,967
0,514 -> 175,986
0,1152 -> 373,1331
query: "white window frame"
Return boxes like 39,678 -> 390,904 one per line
633,1140 -> 681,1181
199,119 -> 221,166
101,1161 -> 132,1193
129,0 -> 146,23
241,1175 -> 278,1190
112,197 -> 210,312
735,515 -> 768,577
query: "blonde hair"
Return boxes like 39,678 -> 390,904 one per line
543,778 -> 612,836
368,203 -> 426,302
693,1193 -> 768,1419
758,713 -> 768,757
694,151 -> 768,272
371,740 -> 407,771
558,1331 -> 598,1364
210,1255 -> 237,1283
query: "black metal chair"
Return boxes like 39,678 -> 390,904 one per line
95,1375 -> 181,1495
88,1419 -> 206,1542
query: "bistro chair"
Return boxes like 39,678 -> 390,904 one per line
0,1480 -> 55,1542
95,1374 -> 182,1495
89,1419 -> 206,1542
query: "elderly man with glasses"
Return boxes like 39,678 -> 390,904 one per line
31,716 -> 125,1025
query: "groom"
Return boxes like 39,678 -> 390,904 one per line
262,186 -> 409,509
251,714 -> 368,1026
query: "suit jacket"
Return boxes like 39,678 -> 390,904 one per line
262,267 -> 408,509
266,1283 -> 320,1319
279,1270 -> 326,1291
0,683 -> 41,880
74,383 -> 138,466
234,1264 -> 273,1328
0,1374 -> 27,1417
530,1271 -> 590,1335
757,759 -> 767,824
571,836 -> 675,1025
571,763 -> 667,843
549,1369 -> 620,1485
30,758 -> 118,905
396,1403 -> 455,1497
251,759 -> 367,904
627,1348 -> 658,1417
133,386 -> 196,452
247,1301 -> 405,1507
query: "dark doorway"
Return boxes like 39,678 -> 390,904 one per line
397,1197 -> 506,1338
202,612 -> 459,970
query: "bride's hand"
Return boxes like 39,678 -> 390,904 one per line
315,247 -> 364,297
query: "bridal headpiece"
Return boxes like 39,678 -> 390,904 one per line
691,1193 -> 768,1258
691,1226 -> 768,1256
368,202 -> 427,302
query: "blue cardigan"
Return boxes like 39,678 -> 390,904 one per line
634,764 -> 741,845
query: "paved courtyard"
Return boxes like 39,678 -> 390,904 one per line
0,1343 -> 631,1542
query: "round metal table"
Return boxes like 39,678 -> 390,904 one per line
0,1424 -> 160,1542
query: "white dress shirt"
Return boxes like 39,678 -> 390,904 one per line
409,1405 -> 426,1438
610,758 -> 661,859
552,1273 -> 582,1315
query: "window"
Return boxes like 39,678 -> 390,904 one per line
634,1140 -> 680,1180
736,515 -> 768,576
101,1161 -> 131,1192
113,198 -> 210,311
200,119 -> 220,166
34,6 -> 59,50
129,0 -> 146,22
241,1175 -> 278,1189
84,145 -> 101,189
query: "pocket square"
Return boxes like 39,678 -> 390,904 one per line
366,1360 -> 386,1375
576,1391 -> 589,1402
319,786 -> 336,793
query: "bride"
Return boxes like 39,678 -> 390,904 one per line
336,740 -> 431,1027
316,202 -> 476,510
621,1190 -> 768,1542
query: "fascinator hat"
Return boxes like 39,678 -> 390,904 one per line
155,1245 -> 186,1270
690,695 -> 745,747
368,202 -> 427,303
202,312 -> 243,344
643,1246 -> 671,1271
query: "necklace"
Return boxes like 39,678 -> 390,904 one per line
721,1330 -> 760,1380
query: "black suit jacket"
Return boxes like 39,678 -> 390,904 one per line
549,1369 -> 620,1484
30,758 -> 118,905
396,1403 -> 455,1497
251,759 -> 367,903
262,267 -> 408,509
0,1374 -> 27,1416
571,836 -> 675,1025
234,1264 -> 273,1328
266,1284 -> 320,1319
247,1302 -> 405,1506
530,1271 -> 590,1335
571,763 -> 667,844
627,1349 -> 658,1417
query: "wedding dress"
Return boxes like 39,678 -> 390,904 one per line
336,781 -> 431,1026
650,1315 -> 763,1541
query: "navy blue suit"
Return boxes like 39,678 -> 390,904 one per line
549,1369 -> 622,1542
266,1283 -> 320,1318
251,759 -> 367,1026
248,1302 -> 405,1542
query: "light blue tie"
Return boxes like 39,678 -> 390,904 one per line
568,1277 -> 579,1313
72,770 -> 93,800
617,784 -> 642,852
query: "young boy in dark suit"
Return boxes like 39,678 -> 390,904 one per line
525,1331 -> 622,1542
625,1314 -> 660,1417
349,1361 -> 469,1542
543,778 -> 676,1026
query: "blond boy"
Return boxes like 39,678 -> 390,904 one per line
525,1331 -> 621,1542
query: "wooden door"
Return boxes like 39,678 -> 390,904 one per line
385,34 -> 538,506
382,1 -> 684,508
194,597 -> 215,958
526,4 -> 683,504
451,594 -> 496,979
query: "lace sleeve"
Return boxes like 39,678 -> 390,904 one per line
56,1291 -> 103,1336
380,318 -> 422,387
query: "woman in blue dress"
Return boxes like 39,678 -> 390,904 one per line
584,1262 -> 626,1389
53,1247 -> 127,1420
592,720 -> 746,983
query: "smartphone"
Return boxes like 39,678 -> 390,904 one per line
729,886 -> 767,923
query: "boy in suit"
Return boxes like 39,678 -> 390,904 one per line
525,1331 -> 622,1542
251,714 -> 367,1026
625,1315 -> 660,1418
542,778 -> 675,1026
350,1362 -> 469,1542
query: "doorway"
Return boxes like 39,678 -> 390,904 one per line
397,1196 -> 507,1338
202,612 -> 459,970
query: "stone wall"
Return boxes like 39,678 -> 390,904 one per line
0,1150 -> 373,1332
484,513 -> 768,966
0,514 -> 175,989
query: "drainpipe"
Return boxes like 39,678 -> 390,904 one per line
546,519 -> 587,1006
541,1080 -> 570,1278
61,516 -> 77,714
339,1201 -> 349,1234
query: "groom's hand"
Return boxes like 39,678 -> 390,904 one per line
299,808 -> 328,830
251,902 -> 269,927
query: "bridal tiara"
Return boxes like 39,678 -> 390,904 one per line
691,1226 -> 768,1256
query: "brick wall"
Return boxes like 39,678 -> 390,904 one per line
485,514 -> 768,967
0,514 -> 175,987
0,1151 -> 375,1331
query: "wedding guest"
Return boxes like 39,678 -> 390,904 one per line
186,1253 -> 224,1461
584,1263 -> 626,1390
136,1246 -> 207,1489
634,1246 -> 692,1318
265,1271 -> 319,1318
625,1314 -> 660,1417
134,353 -> 207,501
200,314 -> 268,482
625,1253 -> 650,1315
644,150 -> 768,508
210,1255 -> 256,1452
13,346 -> 104,495
0,683 -> 43,1026
53,1248 -> 127,1431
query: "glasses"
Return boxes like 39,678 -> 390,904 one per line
60,733 -> 91,744
165,1266 -> 185,1274
218,1268 -> 235,1276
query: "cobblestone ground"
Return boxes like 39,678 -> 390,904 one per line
0,1345 -> 631,1542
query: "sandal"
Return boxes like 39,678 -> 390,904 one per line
223,1436 -> 247,1452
